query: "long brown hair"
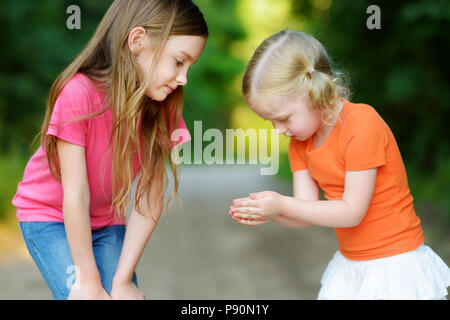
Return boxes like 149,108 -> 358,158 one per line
38,0 -> 208,222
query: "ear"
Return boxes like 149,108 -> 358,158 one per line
128,27 -> 148,55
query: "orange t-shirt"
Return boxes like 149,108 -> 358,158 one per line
288,99 -> 424,261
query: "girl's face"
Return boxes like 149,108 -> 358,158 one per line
130,30 -> 206,101
249,92 -> 322,141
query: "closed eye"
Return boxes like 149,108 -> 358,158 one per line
175,59 -> 184,66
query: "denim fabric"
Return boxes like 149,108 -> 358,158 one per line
19,222 -> 138,300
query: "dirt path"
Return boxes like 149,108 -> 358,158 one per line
0,165 -> 343,299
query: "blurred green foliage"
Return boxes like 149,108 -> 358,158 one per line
0,0 -> 110,153
183,0 -> 246,132
0,153 -> 27,218
0,0 -> 448,223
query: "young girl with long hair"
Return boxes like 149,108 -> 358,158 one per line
12,0 -> 208,300
230,30 -> 449,300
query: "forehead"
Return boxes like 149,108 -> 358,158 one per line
248,94 -> 291,120
164,35 -> 206,61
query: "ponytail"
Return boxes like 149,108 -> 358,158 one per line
242,30 -> 350,120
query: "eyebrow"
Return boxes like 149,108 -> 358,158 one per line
258,110 -> 289,121
179,50 -> 196,63
272,113 -> 290,120
264,105 -> 290,120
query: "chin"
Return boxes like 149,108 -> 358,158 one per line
293,136 -> 307,141
145,91 -> 166,102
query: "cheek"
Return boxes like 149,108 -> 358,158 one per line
288,115 -> 320,136
287,116 -> 307,133
137,53 -> 153,76
310,115 -> 322,131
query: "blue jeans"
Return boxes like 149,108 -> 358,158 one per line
19,222 -> 138,300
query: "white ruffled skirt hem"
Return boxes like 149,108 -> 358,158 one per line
318,244 -> 450,300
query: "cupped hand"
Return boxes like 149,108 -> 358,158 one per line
230,191 -> 284,220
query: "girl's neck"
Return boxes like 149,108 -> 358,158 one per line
313,99 -> 344,148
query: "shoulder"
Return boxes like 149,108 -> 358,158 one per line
60,73 -> 92,97
342,100 -> 379,120
55,73 -> 106,112
341,100 -> 388,135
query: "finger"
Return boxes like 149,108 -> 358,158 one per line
249,192 -> 269,200
233,212 -> 261,220
233,197 -> 250,206
235,217 -> 267,226
232,206 -> 259,215
233,216 -> 253,224
237,219 -> 256,225
234,218 -> 251,225
235,199 -> 260,208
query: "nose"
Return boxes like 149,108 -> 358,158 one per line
176,70 -> 188,86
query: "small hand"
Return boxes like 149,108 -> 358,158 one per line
231,191 -> 284,220
110,281 -> 145,300
228,197 -> 268,226
68,282 -> 111,300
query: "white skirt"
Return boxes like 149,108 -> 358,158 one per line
318,244 -> 450,300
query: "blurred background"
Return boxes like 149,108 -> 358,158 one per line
0,0 -> 448,299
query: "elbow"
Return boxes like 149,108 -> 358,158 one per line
347,210 -> 366,228
295,221 -> 312,228
340,200 -> 367,228
284,222 -> 311,229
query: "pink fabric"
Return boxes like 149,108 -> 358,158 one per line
12,73 -> 190,230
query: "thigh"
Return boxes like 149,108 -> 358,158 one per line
92,225 -> 138,294
19,222 -> 75,300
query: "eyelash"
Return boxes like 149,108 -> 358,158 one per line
175,59 -> 184,66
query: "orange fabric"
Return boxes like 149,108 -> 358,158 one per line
288,99 -> 424,261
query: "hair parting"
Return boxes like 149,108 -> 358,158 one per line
242,29 -> 350,121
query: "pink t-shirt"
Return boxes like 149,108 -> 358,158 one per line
12,73 -> 190,230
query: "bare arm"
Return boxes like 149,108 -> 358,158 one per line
233,169 -> 377,228
230,170 -> 316,228
271,170 -> 317,228
280,169 -> 377,227
111,170 -> 165,299
57,139 -> 108,299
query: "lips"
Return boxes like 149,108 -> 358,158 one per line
165,85 -> 175,93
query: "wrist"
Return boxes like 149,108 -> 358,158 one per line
278,195 -> 290,217
79,271 -> 102,288
112,271 -> 134,286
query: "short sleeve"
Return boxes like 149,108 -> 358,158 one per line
344,114 -> 388,171
288,138 -> 308,172
47,78 -> 93,147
